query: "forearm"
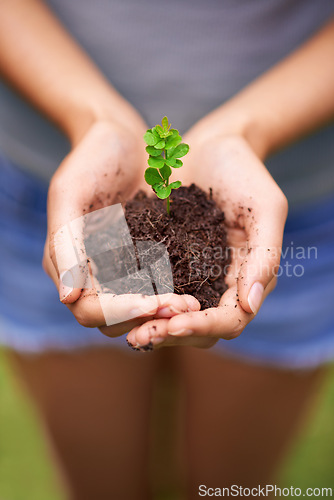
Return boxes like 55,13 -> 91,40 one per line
196,17 -> 334,160
0,0 -> 144,145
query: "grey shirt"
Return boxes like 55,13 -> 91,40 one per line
0,0 -> 333,206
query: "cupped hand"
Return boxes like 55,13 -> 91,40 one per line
126,133 -> 288,349
43,119 -> 200,338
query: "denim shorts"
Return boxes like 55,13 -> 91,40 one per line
0,152 -> 117,352
1,152 -> 334,368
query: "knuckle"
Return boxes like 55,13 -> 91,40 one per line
42,255 -> 48,275
48,235 -> 59,269
224,330 -> 239,341
226,317 -> 245,340
42,244 -> 55,278
49,241 -> 56,266
207,307 -> 221,329
75,310 -> 96,328
214,307 -> 244,340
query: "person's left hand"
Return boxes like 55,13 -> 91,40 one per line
126,130 -> 288,350
43,120 -> 200,338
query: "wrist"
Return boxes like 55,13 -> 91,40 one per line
61,89 -> 146,148
220,99 -> 278,160
190,103 -> 273,161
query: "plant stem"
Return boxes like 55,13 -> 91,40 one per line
166,194 -> 170,215
165,149 -> 170,215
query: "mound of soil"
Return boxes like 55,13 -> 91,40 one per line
124,184 -> 230,309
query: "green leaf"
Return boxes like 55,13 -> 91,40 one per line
144,167 -> 162,186
148,157 -> 165,168
162,116 -> 169,130
165,133 -> 182,150
169,143 -> 189,159
144,130 -> 158,146
154,184 -> 172,199
154,124 -> 171,139
153,182 -> 164,190
170,181 -> 182,189
155,125 -> 164,137
165,158 -> 176,167
146,146 -> 163,157
159,164 -> 172,180
155,140 -> 165,149
152,127 -> 160,139
173,159 -> 183,168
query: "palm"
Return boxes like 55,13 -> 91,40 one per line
126,134 -> 287,348
180,134 -> 261,298
45,122 -> 200,339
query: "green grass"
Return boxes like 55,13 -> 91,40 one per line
0,350 -> 63,500
279,367 -> 334,491
1,349 -> 334,500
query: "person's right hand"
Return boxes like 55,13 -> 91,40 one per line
43,119 -> 200,339
126,133 -> 288,349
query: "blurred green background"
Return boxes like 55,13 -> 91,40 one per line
1,348 -> 334,500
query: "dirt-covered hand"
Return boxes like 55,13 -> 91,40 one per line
126,134 -> 288,349
43,120 -> 200,337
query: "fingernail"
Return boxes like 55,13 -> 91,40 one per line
159,305 -> 184,316
248,282 -> 264,314
168,328 -> 193,337
129,308 -> 148,318
157,307 -> 171,317
60,270 -> 73,302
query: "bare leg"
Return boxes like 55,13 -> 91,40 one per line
177,347 -> 326,499
9,347 -> 157,500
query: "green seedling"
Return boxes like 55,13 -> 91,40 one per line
143,116 -> 189,215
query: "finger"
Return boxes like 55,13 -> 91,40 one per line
68,292 -> 161,329
99,292 -> 201,327
127,319 -> 169,349
167,277 -> 276,339
237,192 -> 288,314
50,218 -> 88,303
98,294 -> 200,338
99,317 -> 149,338
126,320 -> 217,350
47,163 -> 92,304
43,235 -> 59,286
167,285 -> 250,339
68,292 -> 199,330
45,232 -> 88,304
154,294 -> 200,318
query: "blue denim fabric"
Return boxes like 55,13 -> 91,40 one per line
0,152 -> 120,352
217,194 -> 334,368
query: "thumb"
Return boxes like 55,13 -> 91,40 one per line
237,245 -> 281,314
237,184 -> 288,314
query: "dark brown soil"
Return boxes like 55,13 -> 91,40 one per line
124,184 -> 230,309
